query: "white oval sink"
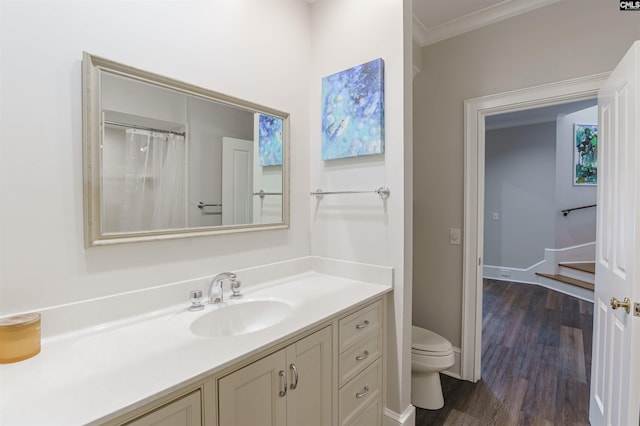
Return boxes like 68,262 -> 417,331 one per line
189,300 -> 293,338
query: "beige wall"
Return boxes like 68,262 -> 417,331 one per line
413,0 -> 640,348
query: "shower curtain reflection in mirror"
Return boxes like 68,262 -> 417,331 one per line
102,127 -> 187,233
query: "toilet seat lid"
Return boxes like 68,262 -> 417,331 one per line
412,326 -> 452,353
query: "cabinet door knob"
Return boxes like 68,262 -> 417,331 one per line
289,364 -> 299,390
355,350 -> 370,361
355,386 -> 370,399
356,320 -> 370,330
278,370 -> 287,397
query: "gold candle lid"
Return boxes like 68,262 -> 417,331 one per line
0,313 -> 41,329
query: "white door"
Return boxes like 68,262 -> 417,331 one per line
222,137 -> 254,226
590,40 -> 640,426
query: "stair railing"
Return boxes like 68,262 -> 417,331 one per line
561,204 -> 596,216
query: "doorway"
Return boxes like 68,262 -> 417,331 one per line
483,99 -> 597,283
460,72 -> 608,382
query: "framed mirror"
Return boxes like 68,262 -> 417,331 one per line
82,52 -> 289,246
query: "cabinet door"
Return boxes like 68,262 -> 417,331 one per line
125,390 -> 202,426
218,350 -> 287,426
286,326 -> 333,426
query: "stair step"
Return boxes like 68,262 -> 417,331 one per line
559,262 -> 595,274
535,273 -> 595,291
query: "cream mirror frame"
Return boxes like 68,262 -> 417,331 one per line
82,52 -> 290,247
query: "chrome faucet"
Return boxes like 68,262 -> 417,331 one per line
208,272 -> 242,304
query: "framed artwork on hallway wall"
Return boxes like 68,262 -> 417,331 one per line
574,123 -> 598,185
321,58 -> 385,160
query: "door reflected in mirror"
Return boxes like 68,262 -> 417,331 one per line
83,52 -> 289,246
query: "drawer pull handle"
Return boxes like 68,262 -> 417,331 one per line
279,370 -> 287,397
355,386 -> 370,399
355,350 -> 370,361
356,320 -> 370,330
290,363 -> 299,390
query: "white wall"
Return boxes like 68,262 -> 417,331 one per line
484,122 -> 557,269
0,0 -> 311,314
413,0 -> 640,349
308,0 -> 411,418
2,0 -> 413,422
555,106 -> 598,248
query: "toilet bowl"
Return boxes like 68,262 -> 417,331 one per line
411,325 -> 455,410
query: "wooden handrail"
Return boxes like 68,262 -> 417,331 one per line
562,204 -> 596,216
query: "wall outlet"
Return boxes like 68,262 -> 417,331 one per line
449,228 -> 461,245
492,212 -> 499,221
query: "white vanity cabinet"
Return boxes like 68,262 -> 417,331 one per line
218,326 -> 333,426
99,296 -> 386,426
337,300 -> 384,426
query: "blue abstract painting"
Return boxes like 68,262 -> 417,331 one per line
258,114 -> 283,166
321,58 -> 385,160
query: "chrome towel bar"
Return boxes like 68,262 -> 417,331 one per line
197,202 -> 222,209
310,186 -> 390,200
253,190 -> 283,199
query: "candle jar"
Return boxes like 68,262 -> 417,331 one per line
0,313 -> 41,363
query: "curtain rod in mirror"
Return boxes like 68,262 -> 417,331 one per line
104,120 -> 187,137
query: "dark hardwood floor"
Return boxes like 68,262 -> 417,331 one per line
415,279 -> 593,425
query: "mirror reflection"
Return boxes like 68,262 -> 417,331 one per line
83,53 -> 289,246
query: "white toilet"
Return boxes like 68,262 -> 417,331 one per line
411,325 -> 455,410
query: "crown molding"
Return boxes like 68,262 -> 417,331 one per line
413,0 -> 562,47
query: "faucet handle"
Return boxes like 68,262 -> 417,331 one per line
230,279 -> 243,299
188,290 -> 204,311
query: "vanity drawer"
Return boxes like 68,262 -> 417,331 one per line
344,397 -> 382,426
339,330 -> 382,387
339,300 -> 382,352
339,358 -> 382,426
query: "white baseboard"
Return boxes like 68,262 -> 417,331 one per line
384,405 -> 416,426
545,241 -> 595,262
483,262 -> 544,285
442,346 -> 461,379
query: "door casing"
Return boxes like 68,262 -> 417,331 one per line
461,72 -> 609,381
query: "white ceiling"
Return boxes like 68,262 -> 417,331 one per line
413,0 -> 562,46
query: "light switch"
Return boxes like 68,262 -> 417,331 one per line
449,228 -> 461,245
492,212 -> 499,221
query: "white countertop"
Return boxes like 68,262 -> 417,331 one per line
0,271 -> 391,426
